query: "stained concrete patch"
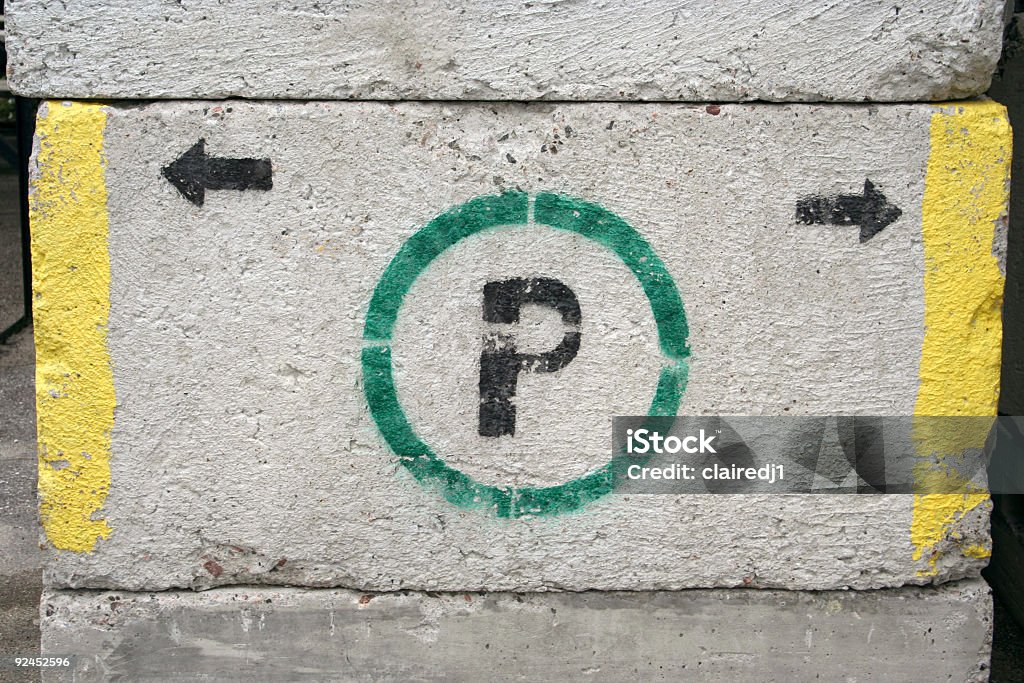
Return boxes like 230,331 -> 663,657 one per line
4,0 -> 1009,102
39,580 -> 993,682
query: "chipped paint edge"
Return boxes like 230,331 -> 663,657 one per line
912,99 -> 1010,574
32,101 -> 114,552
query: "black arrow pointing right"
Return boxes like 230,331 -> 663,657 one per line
162,139 -> 272,207
795,179 -> 902,243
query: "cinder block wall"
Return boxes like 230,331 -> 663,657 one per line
5,1 -> 1013,681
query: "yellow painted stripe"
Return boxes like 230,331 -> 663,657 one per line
912,100 -> 1010,572
32,102 -> 114,552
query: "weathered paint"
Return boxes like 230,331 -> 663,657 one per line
478,276 -> 583,437
962,543 -> 993,560
912,100 -> 1010,572
795,179 -> 903,243
31,101 -> 114,552
161,138 -> 273,207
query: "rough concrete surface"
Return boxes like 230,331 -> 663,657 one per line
26,100 -> 1008,593
38,580 -> 993,682
4,0 -> 1011,102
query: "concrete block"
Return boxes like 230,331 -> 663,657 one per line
39,581 -> 993,682
5,0 -> 1010,102
30,99 -> 1009,591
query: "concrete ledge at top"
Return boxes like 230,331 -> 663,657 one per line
40,581 -> 992,682
3,0 -> 1011,102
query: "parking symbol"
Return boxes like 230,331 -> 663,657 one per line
362,191 -> 689,517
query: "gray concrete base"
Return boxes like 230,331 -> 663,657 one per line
41,580 -> 992,682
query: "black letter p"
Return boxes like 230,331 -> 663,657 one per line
479,278 -> 581,437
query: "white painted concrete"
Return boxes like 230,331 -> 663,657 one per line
35,101 -> 997,591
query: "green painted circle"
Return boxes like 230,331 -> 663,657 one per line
361,192 -> 690,518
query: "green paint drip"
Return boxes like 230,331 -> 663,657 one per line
361,192 -> 690,518
364,191 -> 528,341
534,192 -> 690,361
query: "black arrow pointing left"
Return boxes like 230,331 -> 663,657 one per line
162,139 -> 272,207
